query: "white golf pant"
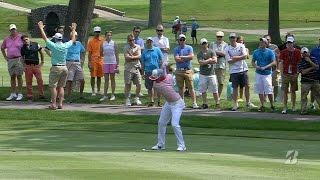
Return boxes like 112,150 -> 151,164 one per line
157,98 -> 185,148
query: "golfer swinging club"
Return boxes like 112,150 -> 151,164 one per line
150,69 -> 186,151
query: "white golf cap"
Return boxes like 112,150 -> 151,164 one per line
175,16 -> 180,19
179,34 -> 186,39
216,31 -> 224,37
260,37 -> 268,44
9,24 -> 17,30
54,33 -> 63,40
286,36 -> 295,43
301,47 -> 309,53
149,69 -> 164,80
229,32 -> 237,38
200,38 -> 208,44
93,26 -> 101,32
146,37 -> 153,41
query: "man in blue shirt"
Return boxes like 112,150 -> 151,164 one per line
141,37 -> 163,106
174,34 -> 198,108
252,38 -> 276,112
133,26 -> 145,50
65,32 -> 86,101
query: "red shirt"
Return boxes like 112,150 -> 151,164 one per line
279,48 -> 301,75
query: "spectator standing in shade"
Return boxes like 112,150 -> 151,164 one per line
65,32 -> 86,102
20,34 -> 45,101
191,18 -> 199,45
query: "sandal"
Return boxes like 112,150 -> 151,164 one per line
48,105 -> 57,110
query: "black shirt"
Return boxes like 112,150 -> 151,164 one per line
21,42 -> 41,65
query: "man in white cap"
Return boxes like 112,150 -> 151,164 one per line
210,31 -> 228,98
152,24 -> 170,73
149,68 -> 186,151
87,26 -> 104,96
172,16 -> 182,40
252,38 -> 276,112
197,38 -> 219,109
38,21 -> 77,110
225,32 -> 256,111
141,37 -> 163,106
279,36 -> 301,114
174,34 -> 199,108
298,47 -> 320,115
1,24 -> 24,101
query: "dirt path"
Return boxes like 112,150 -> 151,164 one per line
0,101 -> 319,121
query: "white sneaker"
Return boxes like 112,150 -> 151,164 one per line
281,109 -> 287,114
135,97 -> 142,105
246,102 -> 257,108
6,93 -> 17,101
91,92 -> 96,96
231,102 -> 239,111
192,102 -> 199,109
110,95 -> 115,101
99,96 -> 107,102
151,145 -> 165,150
125,98 -> 131,106
177,146 -> 186,151
16,93 -> 23,101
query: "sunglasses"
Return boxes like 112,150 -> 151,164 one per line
216,36 -> 222,38
134,31 -> 141,33
156,29 -> 163,32
229,36 -> 236,39
179,38 -> 186,41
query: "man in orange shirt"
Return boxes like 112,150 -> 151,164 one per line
87,26 -> 104,96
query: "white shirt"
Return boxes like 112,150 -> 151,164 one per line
102,40 -> 117,64
152,35 -> 170,65
224,43 -> 248,74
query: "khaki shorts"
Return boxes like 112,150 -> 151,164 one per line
49,66 -> 68,88
66,62 -> 84,81
124,70 -> 141,85
282,74 -> 298,92
7,58 -> 23,76
175,69 -> 194,90
214,68 -> 225,85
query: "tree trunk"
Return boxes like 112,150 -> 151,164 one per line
268,0 -> 282,45
148,0 -> 162,28
64,0 -> 96,46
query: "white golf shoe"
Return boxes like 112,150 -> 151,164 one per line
151,145 -> 165,150
16,93 -> 23,101
177,146 -> 187,151
6,93 -> 17,101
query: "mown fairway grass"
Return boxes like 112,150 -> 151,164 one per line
0,109 -> 320,179
5,0 -> 320,29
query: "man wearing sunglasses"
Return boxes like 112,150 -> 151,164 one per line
174,34 -> 198,108
152,24 -> 170,73
210,31 -> 228,98
225,32 -> 256,111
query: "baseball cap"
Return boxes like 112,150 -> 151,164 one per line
229,32 -> 237,38
93,26 -> 101,32
9,24 -> 17,30
54,33 -> 63,40
179,34 -> 186,39
260,37 -> 268,44
146,37 -> 153,41
149,69 -> 164,80
216,31 -> 224,37
200,38 -> 208,45
175,16 -> 180,19
301,47 -> 309,53
286,36 -> 295,43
